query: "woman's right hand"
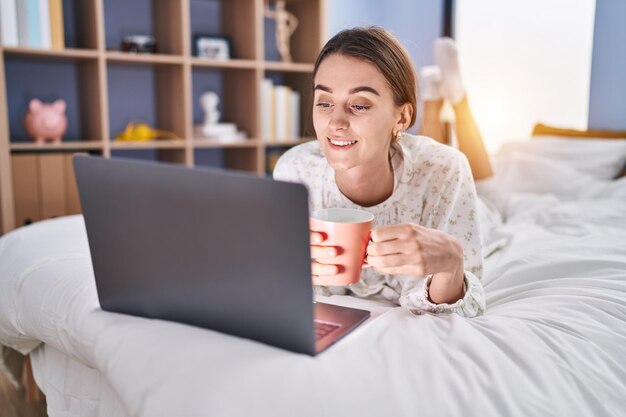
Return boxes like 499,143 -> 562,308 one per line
310,231 -> 339,280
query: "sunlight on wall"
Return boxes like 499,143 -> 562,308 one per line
455,0 -> 596,153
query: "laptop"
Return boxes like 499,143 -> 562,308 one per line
73,156 -> 370,356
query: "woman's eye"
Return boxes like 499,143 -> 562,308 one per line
316,102 -> 332,109
351,104 -> 370,112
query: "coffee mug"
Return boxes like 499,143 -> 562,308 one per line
310,208 -> 374,286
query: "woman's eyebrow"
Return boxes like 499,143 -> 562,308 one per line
314,84 -> 332,93
313,84 -> 380,96
349,86 -> 380,96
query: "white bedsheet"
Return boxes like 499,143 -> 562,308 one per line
1,142 -> 625,417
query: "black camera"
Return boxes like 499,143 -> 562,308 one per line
121,35 -> 157,54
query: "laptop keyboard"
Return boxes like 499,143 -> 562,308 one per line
314,321 -> 341,341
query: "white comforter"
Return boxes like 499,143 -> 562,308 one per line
1,139 -> 625,417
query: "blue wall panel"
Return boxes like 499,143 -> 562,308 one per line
326,0 -> 444,69
103,0 -> 153,51
107,64 -> 156,138
5,57 -> 81,142
588,0 -> 626,130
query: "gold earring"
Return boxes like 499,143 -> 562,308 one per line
393,131 -> 402,142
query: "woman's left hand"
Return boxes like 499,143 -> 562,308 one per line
365,224 -> 465,303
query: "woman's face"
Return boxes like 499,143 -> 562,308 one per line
313,53 -> 404,172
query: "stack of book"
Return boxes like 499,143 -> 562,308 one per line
260,78 -> 301,143
1,0 -> 64,48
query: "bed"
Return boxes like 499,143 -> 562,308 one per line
1,137 -> 625,417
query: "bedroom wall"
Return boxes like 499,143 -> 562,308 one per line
587,0 -> 626,131
326,0 -> 443,69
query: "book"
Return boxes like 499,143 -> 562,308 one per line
17,0 -> 42,47
26,0 -> 41,48
48,0 -> 64,49
260,78 -> 274,142
16,0 -> 29,46
0,0 -> 19,47
273,85 -> 292,143
290,90 -> 300,140
38,0 -> 51,48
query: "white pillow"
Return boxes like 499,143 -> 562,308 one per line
496,137 -> 626,180
494,152 -> 597,198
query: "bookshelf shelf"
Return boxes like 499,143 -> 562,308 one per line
193,139 -> 262,149
190,58 -> 259,70
264,138 -> 315,147
3,47 -> 99,60
110,140 -> 187,150
105,51 -> 184,65
111,139 -> 185,149
0,0 -> 326,234
263,61 -> 314,72
10,141 -> 104,151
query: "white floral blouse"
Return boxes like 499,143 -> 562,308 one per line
273,134 -> 486,317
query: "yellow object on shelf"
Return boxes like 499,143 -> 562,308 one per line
115,121 -> 179,142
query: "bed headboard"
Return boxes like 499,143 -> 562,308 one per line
532,123 -> 626,140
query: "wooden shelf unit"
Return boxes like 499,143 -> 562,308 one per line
3,46 -> 100,59
0,0 -> 325,234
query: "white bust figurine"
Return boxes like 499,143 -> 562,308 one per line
200,91 -> 221,127
199,91 -> 245,141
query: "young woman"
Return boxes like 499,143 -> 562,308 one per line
273,27 -> 485,317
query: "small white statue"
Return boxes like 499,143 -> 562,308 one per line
199,91 -> 246,142
264,0 -> 299,63
200,91 -> 221,128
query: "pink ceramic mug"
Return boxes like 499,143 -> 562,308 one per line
310,208 -> 374,286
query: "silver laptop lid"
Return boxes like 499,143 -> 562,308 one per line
74,156 -> 316,355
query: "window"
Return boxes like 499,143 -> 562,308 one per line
454,0 -> 596,152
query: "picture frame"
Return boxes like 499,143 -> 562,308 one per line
194,34 -> 232,60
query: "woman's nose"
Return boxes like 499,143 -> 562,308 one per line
328,108 -> 349,130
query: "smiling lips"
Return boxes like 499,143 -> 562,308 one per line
328,137 -> 358,149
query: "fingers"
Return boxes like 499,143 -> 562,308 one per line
366,239 -> 425,276
366,249 -> 425,275
310,231 -> 325,244
310,247 -> 339,278
367,239 -> 421,257
366,252 -> 411,270
311,231 -> 337,258
370,224 -> 419,243
311,261 -> 338,276
311,245 -> 338,260
310,229 -> 339,279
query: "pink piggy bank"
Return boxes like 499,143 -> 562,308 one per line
23,99 -> 68,145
